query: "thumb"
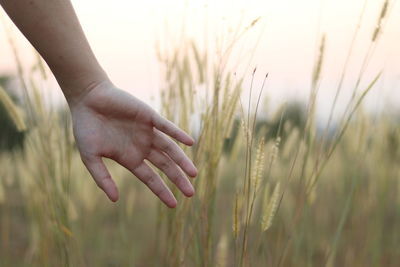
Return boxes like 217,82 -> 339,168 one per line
82,155 -> 119,202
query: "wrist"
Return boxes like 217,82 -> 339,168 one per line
59,68 -> 111,107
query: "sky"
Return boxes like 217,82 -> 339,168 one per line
0,0 -> 399,118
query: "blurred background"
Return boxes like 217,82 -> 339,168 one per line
1,0 -> 399,113
0,0 -> 399,266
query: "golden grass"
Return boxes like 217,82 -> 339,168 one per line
0,85 -> 26,131
1,1 -> 399,266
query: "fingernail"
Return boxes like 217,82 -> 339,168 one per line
186,184 -> 195,197
187,136 -> 195,146
168,199 -> 177,208
190,166 -> 198,177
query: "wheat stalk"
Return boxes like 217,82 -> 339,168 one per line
0,85 -> 26,131
372,0 -> 389,42
251,138 -> 265,193
261,182 -> 281,232
270,137 -> 281,166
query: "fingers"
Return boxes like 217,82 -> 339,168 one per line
82,155 -> 119,202
152,113 -> 194,146
153,130 -> 198,177
131,162 -> 177,208
147,149 -> 195,197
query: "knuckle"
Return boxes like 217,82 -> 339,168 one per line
146,175 -> 156,186
160,160 -> 170,170
170,130 -> 179,139
157,187 -> 166,197
175,154 -> 186,166
162,142 -> 174,153
95,176 -> 110,189
176,177 -> 185,188
170,170 -> 184,185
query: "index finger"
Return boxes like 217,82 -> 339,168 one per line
152,113 -> 194,146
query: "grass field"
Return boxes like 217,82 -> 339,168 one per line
0,1 -> 399,266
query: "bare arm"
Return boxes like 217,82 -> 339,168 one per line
0,0 -> 197,207
0,0 -> 106,102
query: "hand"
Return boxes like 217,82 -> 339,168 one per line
68,80 -> 197,208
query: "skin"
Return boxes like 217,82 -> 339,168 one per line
0,0 -> 197,208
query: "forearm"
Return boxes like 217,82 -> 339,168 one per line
0,0 -> 108,103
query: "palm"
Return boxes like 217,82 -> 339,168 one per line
70,82 -> 197,207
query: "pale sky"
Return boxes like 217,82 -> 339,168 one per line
0,0 -> 399,117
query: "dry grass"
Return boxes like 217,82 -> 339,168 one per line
1,1 -> 399,266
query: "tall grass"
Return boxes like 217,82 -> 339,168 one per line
0,1 -> 399,266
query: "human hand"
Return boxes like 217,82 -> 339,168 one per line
68,80 -> 197,208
